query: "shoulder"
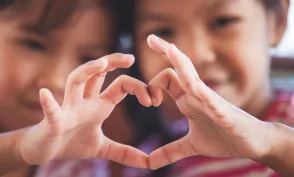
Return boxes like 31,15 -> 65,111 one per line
264,91 -> 294,125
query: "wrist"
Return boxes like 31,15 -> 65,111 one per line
13,128 -> 30,166
256,122 -> 294,176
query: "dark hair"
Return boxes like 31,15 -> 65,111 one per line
0,0 -> 117,33
114,0 -> 286,176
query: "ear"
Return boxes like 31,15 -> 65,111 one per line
269,0 -> 290,47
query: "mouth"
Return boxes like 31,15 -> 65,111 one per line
203,79 -> 227,90
22,100 -> 44,119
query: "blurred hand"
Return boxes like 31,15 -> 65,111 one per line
19,54 -> 152,168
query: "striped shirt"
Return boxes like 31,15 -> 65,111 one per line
36,92 -> 294,177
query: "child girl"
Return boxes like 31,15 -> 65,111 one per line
45,0 -> 294,176
0,0 -> 151,176
120,0 -> 294,176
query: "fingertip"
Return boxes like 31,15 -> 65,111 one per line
145,96 -> 153,107
39,88 -> 51,104
147,34 -> 162,51
139,97 -> 152,108
139,89 -> 153,108
123,54 -> 135,68
147,34 -> 156,44
39,87 -> 48,96
151,97 -> 157,107
148,152 -> 162,170
152,97 -> 162,107
150,86 -> 163,107
97,57 -> 109,70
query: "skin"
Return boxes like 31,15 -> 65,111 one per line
1,36 -> 294,177
0,0 -> 134,176
0,0 -> 112,132
0,54 -> 153,175
134,0 -> 287,120
147,34 -> 294,177
0,0 -> 291,176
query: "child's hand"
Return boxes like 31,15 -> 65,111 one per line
147,35 -> 275,169
19,54 -> 152,168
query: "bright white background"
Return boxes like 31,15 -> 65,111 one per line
274,0 -> 294,57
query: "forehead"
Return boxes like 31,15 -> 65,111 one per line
53,9 -> 113,46
7,0 -> 113,34
17,2 -> 113,43
137,0 -> 250,14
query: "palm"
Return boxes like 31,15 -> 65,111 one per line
51,99 -> 115,160
20,54 -> 151,169
175,83 -> 259,158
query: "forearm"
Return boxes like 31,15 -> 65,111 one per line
257,122 -> 294,177
0,128 -> 28,175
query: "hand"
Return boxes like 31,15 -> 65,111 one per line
147,35 -> 275,169
19,54 -> 152,168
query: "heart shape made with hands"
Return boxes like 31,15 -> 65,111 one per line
20,34 -> 274,171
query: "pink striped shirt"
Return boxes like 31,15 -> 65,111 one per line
36,92 -> 294,177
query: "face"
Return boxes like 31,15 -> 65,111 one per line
135,0 -> 283,115
0,0 -> 113,131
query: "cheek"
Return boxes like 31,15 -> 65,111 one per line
218,26 -> 270,89
137,44 -> 170,82
0,47 -> 38,101
235,42 -> 269,90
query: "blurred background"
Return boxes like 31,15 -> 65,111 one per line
270,0 -> 294,91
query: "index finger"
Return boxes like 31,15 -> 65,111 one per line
64,53 -> 134,104
147,35 -> 200,95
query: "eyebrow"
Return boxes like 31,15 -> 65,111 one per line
81,43 -> 111,53
138,13 -> 172,23
210,0 -> 240,9
19,23 -> 50,38
20,24 -> 111,52
138,0 -> 241,22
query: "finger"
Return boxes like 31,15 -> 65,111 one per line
100,75 -> 152,107
103,53 -> 135,72
197,82 -> 241,129
83,54 -> 135,100
148,68 -> 185,106
148,136 -> 198,170
99,138 -> 148,168
39,88 -> 62,124
64,54 -> 134,104
148,35 -> 201,96
83,73 -> 107,99
64,58 -> 108,104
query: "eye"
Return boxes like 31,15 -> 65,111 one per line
149,28 -> 174,39
80,56 -> 96,64
210,16 -> 239,30
20,39 -> 47,52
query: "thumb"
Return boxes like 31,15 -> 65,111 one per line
148,136 -> 198,170
39,88 -> 62,124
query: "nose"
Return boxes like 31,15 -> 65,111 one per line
176,28 -> 216,68
37,59 -> 73,103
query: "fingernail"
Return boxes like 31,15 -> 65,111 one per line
151,97 -> 157,106
150,34 -> 167,51
150,34 -> 159,41
124,54 -> 135,59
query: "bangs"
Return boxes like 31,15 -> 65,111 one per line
0,0 -> 112,34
